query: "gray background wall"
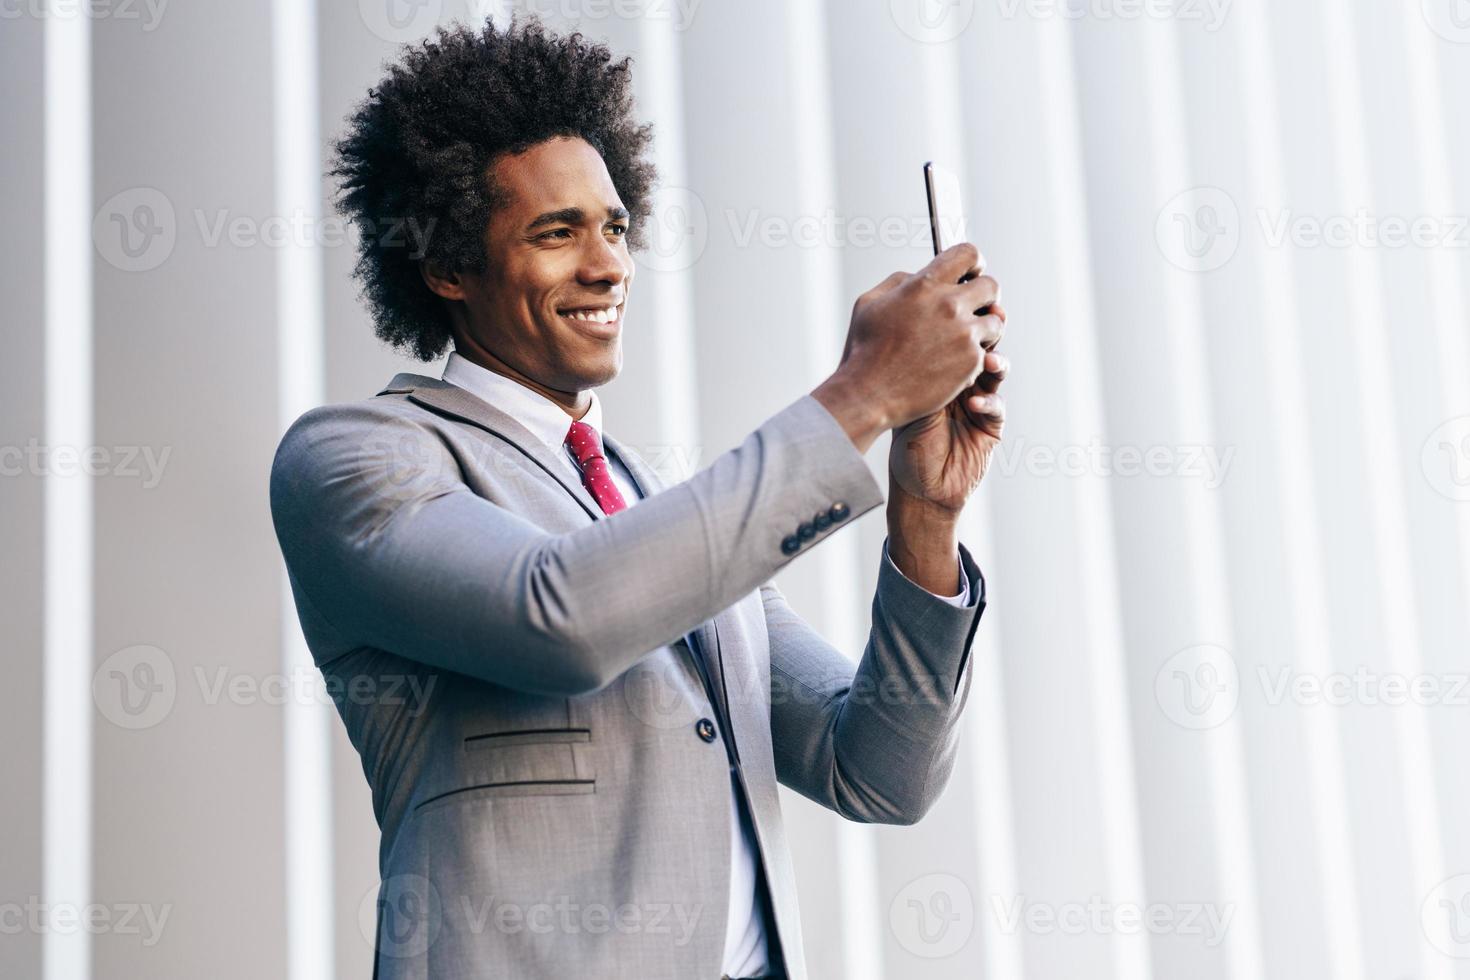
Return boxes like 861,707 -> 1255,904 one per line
5,0 -> 1470,977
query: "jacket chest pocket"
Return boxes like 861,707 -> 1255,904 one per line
414,727 -> 596,814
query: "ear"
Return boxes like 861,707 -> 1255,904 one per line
420,260 -> 467,301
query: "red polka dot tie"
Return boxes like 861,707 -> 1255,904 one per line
564,419 -> 628,516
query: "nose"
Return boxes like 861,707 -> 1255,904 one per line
576,232 -> 629,290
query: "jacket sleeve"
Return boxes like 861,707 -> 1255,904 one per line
766,538 -> 986,825
268,393 -> 886,697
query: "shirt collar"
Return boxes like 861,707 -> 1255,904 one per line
442,350 -> 605,453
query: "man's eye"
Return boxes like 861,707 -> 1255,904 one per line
607,224 -> 628,237
540,228 -> 573,240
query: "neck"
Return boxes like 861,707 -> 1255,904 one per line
452,335 -> 590,420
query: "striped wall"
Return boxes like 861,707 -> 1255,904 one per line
5,0 -> 1470,977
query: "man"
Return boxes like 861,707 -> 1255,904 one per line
270,17 -> 1009,980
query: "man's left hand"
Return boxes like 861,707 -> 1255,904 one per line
888,302 -> 1009,515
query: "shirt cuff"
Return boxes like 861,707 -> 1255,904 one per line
882,537 -> 971,606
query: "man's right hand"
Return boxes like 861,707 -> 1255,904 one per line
813,243 -> 1006,454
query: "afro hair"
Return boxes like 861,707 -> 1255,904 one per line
330,15 -> 658,361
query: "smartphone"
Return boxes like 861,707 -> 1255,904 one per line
923,161 -> 966,255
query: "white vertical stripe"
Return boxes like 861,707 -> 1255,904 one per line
1037,18 -> 1152,980
271,2 -> 333,979
964,584 -> 1023,980
43,6 -> 93,980
635,12 -> 701,452
1230,2 -> 1365,976
1317,4 -> 1448,979
1140,17 -> 1266,980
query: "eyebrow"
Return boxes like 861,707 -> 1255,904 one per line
525,205 -> 630,232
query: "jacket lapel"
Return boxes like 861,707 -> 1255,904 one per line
380,373 -> 604,521
385,373 -> 738,743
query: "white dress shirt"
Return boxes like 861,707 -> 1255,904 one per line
441,350 -> 971,976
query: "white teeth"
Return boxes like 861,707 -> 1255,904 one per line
563,306 -> 618,324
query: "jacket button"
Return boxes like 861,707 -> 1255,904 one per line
781,534 -> 801,555
814,512 -> 832,531
695,718 -> 717,743
797,520 -> 816,541
828,501 -> 850,522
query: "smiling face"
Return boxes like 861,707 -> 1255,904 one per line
424,135 -> 635,416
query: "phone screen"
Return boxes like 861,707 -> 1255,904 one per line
924,162 -> 966,255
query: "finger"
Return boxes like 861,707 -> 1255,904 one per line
973,312 -> 1005,351
954,274 -> 1001,318
974,351 -> 1009,393
962,391 -> 1006,435
922,242 -> 985,284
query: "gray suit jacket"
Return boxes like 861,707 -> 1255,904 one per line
268,372 -> 986,979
